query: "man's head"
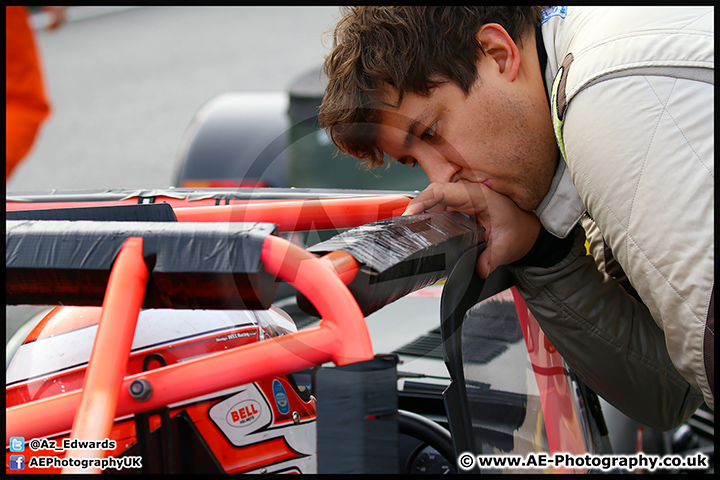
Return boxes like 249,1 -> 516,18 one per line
319,6 -> 559,212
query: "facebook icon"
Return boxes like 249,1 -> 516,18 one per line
9,454 -> 25,470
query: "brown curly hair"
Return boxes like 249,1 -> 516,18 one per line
319,6 -> 544,168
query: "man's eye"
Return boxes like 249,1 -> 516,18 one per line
420,123 -> 436,141
397,157 -> 419,168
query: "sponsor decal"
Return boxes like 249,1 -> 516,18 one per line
208,384 -> 273,446
541,6 -> 567,24
227,399 -> 262,427
273,379 -> 289,415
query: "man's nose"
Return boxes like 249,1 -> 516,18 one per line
420,151 -> 461,183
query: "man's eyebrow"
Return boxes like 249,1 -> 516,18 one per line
403,109 -> 431,149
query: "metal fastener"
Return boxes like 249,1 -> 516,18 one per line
128,379 -> 152,401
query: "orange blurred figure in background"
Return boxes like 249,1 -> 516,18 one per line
6,6 -> 66,180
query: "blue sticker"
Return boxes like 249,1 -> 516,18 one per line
541,6 -> 567,24
273,379 -> 289,415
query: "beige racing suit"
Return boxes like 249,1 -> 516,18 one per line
509,6 -> 713,430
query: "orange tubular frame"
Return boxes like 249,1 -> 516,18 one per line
319,250 -> 359,285
171,195 -> 411,231
62,237 -> 148,474
5,234 -> 374,466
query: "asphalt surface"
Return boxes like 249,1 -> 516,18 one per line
6,6 -> 344,344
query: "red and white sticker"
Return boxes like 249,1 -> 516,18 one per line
227,399 -> 263,427
208,384 -> 273,445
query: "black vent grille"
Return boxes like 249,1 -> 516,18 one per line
394,299 -> 525,363
394,328 -> 445,359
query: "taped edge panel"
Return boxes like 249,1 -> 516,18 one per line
6,220 -> 279,310
304,212 -> 484,316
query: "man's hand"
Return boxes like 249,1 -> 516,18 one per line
403,181 -> 541,278
42,6 -> 68,31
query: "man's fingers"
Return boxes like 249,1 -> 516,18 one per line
402,186 -> 442,215
402,198 -> 436,215
403,182 -> 489,216
404,181 -> 541,276
475,249 -> 493,279
43,6 -> 68,30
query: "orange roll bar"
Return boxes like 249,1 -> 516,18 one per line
6,235 -> 373,447
62,237 -> 148,473
319,250 -> 359,285
172,195 -> 411,231
262,235 -> 371,365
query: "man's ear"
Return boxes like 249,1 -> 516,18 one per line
476,23 -> 521,81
